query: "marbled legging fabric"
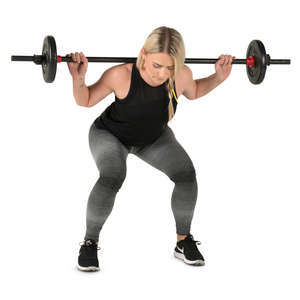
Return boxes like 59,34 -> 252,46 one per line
84,123 -> 198,242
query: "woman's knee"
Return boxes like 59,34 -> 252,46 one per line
98,172 -> 126,191
169,168 -> 197,183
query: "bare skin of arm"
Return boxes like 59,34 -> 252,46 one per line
180,65 -> 223,100
73,65 -> 126,107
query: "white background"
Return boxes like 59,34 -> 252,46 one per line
1,0 -> 299,299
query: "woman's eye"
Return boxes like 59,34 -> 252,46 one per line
153,64 -> 174,70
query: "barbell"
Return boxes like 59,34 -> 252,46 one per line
11,35 -> 290,84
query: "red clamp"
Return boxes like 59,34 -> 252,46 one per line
246,56 -> 255,67
57,56 -> 62,63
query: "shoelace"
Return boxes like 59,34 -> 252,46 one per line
185,239 -> 201,247
179,235 -> 202,254
78,240 -> 101,251
184,234 -> 201,245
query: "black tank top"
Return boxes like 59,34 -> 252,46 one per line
94,62 -> 178,147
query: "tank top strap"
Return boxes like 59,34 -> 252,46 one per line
131,62 -> 139,87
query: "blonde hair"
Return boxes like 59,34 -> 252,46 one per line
136,26 -> 185,121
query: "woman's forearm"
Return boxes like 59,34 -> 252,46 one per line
73,76 -> 89,106
195,73 -> 223,99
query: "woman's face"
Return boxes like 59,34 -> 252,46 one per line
141,48 -> 175,86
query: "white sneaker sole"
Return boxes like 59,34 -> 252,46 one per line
174,251 -> 205,266
77,264 -> 100,272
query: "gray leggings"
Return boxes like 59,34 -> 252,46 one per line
85,123 -> 198,242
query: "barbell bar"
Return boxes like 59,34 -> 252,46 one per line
11,35 -> 290,84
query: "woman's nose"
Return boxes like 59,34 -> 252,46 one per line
159,68 -> 169,78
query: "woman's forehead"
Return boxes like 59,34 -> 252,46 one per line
147,52 -> 174,66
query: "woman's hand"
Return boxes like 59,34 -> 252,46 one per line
66,52 -> 88,80
215,54 -> 235,83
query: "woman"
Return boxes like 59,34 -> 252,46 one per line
67,26 -> 234,272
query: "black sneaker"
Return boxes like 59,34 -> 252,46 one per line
174,234 -> 205,266
77,239 -> 101,272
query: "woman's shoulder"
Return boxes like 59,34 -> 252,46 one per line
111,63 -> 134,100
114,63 -> 134,80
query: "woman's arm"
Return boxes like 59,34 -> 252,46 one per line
194,73 -> 223,99
182,54 -> 234,100
73,76 -> 89,106
75,64 -> 125,108
86,66 -> 120,107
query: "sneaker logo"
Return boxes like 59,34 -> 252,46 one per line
177,246 -> 184,253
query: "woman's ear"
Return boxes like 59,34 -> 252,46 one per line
141,48 -> 147,59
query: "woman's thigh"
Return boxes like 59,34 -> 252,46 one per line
88,123 -> 129,176
133,126 -> 197,182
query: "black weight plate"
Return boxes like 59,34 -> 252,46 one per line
42,36 -> 57,83
246,40 -> 267,84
